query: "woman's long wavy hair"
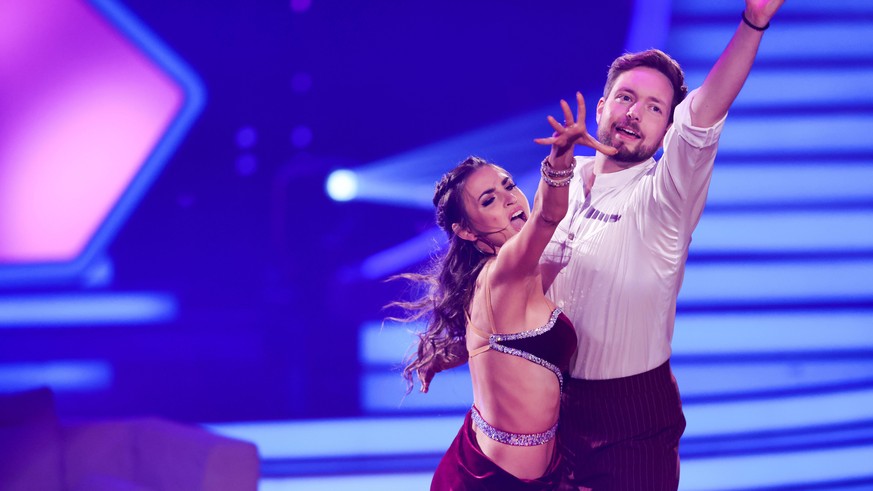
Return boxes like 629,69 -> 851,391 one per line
388,156 -> 498,394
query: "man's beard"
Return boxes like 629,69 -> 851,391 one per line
597,119 -> 660,164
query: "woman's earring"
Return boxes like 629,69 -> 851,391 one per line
473,239 -> 496,256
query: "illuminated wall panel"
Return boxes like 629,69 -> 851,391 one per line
0,0 -> 204,283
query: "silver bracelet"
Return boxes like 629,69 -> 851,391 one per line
541,156 -> 575,178
541,170 -> 573,187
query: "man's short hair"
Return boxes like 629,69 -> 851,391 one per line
604,49 -> 688,123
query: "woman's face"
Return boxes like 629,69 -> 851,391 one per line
455,165 -> 530,250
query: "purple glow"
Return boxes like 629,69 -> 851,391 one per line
176,193 -> 196,209
0,0 -> 183,263
291,126 -> 313,149
236,154 -> 258,176
290,0 -> 312,13
236,126 -> 257,149
291,72 -> 313,93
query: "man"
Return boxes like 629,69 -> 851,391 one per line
541,1 -> 786,489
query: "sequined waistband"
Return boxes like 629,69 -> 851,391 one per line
470,405 -> 557,447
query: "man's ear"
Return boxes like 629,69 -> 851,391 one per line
451,223 -> 477,242
595,97 -> 605,125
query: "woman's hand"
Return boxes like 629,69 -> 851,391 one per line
534,92 -> 617,157
744,0 -> 785,29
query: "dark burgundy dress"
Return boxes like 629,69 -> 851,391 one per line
430,309 -> 577,491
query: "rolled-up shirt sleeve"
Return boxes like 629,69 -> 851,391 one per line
649,88 -> 728,246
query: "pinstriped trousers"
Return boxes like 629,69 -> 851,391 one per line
557,360 -> 686,491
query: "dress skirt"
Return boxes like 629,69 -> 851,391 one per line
431,409 -> 562,490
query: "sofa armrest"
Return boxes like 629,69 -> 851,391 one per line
63,419 -> 137,488
63,417 -> 259,491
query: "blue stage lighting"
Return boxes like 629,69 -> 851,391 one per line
0,292 -> 177,326
0,360 -> 112,392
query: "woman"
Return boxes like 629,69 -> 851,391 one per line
390,93 -> 615,489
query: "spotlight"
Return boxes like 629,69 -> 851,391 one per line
326,169 -> 358,202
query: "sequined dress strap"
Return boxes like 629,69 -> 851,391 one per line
467,261 -> 567,392
471,405 -> 557,447
489,308 -> 566,393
